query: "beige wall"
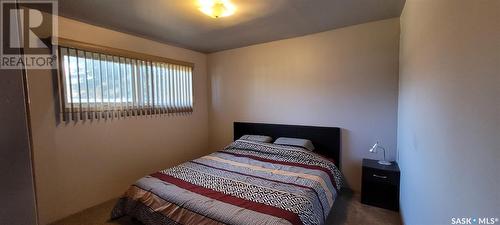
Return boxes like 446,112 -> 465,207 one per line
28,17 -> 209,224
208,18 -> 400,191
397,1 -> 500,224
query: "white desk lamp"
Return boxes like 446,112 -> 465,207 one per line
369,142 -> 392,165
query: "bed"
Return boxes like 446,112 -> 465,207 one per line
111,122 -> 343,225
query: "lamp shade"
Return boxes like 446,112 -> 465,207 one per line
369,143 -> 378,152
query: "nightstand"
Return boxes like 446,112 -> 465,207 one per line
361,158 -> 400,211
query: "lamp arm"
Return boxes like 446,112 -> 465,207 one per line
378,146 -> 387,162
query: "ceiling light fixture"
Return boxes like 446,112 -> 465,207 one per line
198,0 -> 236,18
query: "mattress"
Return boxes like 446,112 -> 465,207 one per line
111,140 -> 343,225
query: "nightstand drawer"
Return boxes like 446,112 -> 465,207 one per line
361,159 -> 400,211
362,168 -> 399,185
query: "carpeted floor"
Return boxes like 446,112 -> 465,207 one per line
50,191 -> 401,225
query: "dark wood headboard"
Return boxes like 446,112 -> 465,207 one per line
233,122 -> 341,169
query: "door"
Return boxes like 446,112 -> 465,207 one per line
0,1 -> 38,224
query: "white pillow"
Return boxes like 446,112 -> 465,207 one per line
239,135 -> 273,143
274,137 -> 315,151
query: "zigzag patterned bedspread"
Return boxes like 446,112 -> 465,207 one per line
111,140 -> 344,225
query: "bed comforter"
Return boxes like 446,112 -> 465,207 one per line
111,140 -> 343,225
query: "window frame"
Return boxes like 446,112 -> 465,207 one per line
56,38 -> 194,121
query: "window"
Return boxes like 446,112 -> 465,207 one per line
57,40 -> 193,121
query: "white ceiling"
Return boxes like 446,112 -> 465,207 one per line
57,0 -> 405,53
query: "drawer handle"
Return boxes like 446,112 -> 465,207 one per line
373,174 -> 388,179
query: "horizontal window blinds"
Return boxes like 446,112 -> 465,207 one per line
58,46 -> 193,121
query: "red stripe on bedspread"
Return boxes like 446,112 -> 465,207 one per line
151,172 -> 303,225
219,151 -> 338,190
190,160 -> 326,217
